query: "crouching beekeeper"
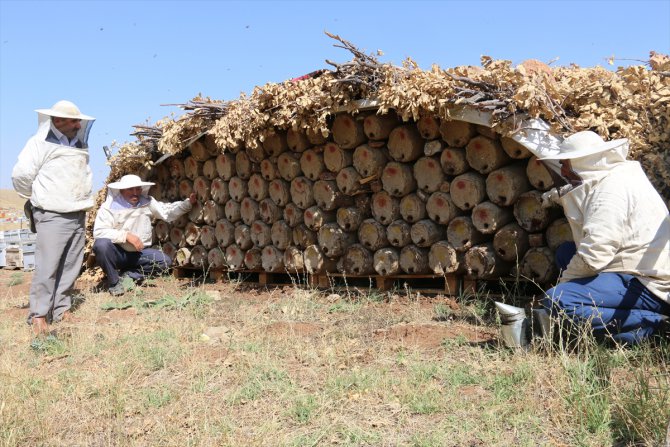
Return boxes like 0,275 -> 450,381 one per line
93,174 -> 196,296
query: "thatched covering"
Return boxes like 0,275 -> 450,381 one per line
99,34 -> 670,214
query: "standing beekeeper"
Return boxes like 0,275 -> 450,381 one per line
531,130 -> 670,345
12,100 -> 96,336
93,174 -> 196,296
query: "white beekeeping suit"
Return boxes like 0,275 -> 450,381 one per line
12,100 -> 95,213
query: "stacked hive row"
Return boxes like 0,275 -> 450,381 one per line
147,110 -> 574,285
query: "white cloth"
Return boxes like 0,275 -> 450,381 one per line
94,189 -> 192,252
12,118 -> 94,212
558,152 -> 670,304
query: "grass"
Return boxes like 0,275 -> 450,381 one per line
0,271 -> 669,446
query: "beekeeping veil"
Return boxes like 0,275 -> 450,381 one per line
34,100 -> 95,148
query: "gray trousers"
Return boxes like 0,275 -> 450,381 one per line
29,208 -> 86,323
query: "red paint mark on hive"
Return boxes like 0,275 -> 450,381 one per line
474,142 -> 482,150
344,118 -> 351,128
436,198 -> 444,207
305,211 -> 312,219
274,183 -> 279,190
496,174 -> 503,181
386,167 -> 398,176
378,198 -> 387,207
254,224 -> 260,231
363,151 -> 369,158
479,211 -> 488,219
329,145 -> 336,153
286,208 -> 293,215
457,181 -> 466,189
342,173 -> 348,179
428,161 -> 435,168
446,152 -> 452,159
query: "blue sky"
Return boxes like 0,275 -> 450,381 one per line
1,0 -> 669,192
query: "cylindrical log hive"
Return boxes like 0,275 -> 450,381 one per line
493,222 -> 529,263
386,219 -> 412,247
451,172 -> 487,211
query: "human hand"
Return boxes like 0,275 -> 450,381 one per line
540,188 -> 559,208
188,193 -> 197,205
126,232 -> 145,252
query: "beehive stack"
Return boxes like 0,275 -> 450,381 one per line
146,111 -> 574,285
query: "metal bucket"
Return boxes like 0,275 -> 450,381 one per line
495,302 -> 529,348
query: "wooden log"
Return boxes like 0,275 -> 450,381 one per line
439,120 -> 476,147
178,179 -> 193,200
300,149 -> 325,181
190,245 -> 209,269
229,176 -> 248,201
336,166 -> 363,196
304,206 -> 336,232
324,142 -> 353,172
184,222 -> 202,246
440,147 -> 469,176
214,219 -> 235,247
283,246 -> 305,272
240,197 -> 260,226
414,156 -> 445,193
417,116 -> 441,140
342,244 -> 375,275
371,191 -> 400,225
193,176 -> 211,202
464,243 -> 511,279
261,245 -> 285,272
493,222 -> 530,262
203,200 -> 224,226
235,151 -> 253,180
234,224 -> 253,250
545,217 -> 573,250
243,247 -> 262,270
155,220 -> 170,243
224,200 -> 242,223
202,134 -> 221,157
363,110 -> 398,140
382,162 -> 416,197
283,203 -> 303,227
259,198 -> 282,224
305,127 -> 327,145
172,214 -> 189,229
173,247 -> 192,267
207,247 -> 226,269
332,113 -> 366,149
424,139 -> 445,157
271,220 -> 292,250
202,159 -> 218,180
353,144 -> 388,177
485,163 -> 531,206
318,223 -> 356,258
269,179 -> 291,207
292,223 -> 317,249
465,135 -> 510,175
475,124 -> 498,139
260,158 -> 278,181
447,216 -> 486,252
410,219 -> 444,247
248,143 -> 268,165
215,153 -> 236,180
290,177 -> 315,209
451,172 -> 487,211
471,201 -> 513,235
399,193 -> 426,223
314,180 -> 352,210
304,244 -> 338,274
263,129 -> 288,157
224,244 -> 245,270
386,219 -> 412,247
287,128 -> 310,152
520,247 -> 558,284
426,192 -> 461,225
168,158 -> 185,180
149,183 -> 164,201
248,173 -> 269,201
184,156 -> 204,181
526,156 -> 555,191
154,163 -> 171,183
250,220 -> 272,248
189,140 -> 210,162
513,190 -> 558,232
210,178 -> 230,205
399,245 -> 430,274
429,241 -> 462,275
501,136 -> 532,159
336,206 -> 365,232
188,201 -> 205,224
388,124 -> 424,162
162,242 -> 178,261
373,247 -> 400,276
358,218 -> 389,251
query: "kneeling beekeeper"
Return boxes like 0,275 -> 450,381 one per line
93,174 -> 196,296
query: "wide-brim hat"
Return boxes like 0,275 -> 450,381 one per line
35,100 -> 95,120
539,130 -> 627,160
108,174 -> 155,190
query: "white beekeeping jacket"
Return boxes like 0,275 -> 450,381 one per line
12,112 -> 95,213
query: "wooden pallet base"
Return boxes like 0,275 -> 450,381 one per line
316,273 -> 459,295
209,269 -> 310,286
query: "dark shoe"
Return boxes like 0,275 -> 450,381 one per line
31,316 -> 49,336
109,282 -> 125,296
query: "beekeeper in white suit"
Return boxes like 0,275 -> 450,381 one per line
12,100 -> 95,336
